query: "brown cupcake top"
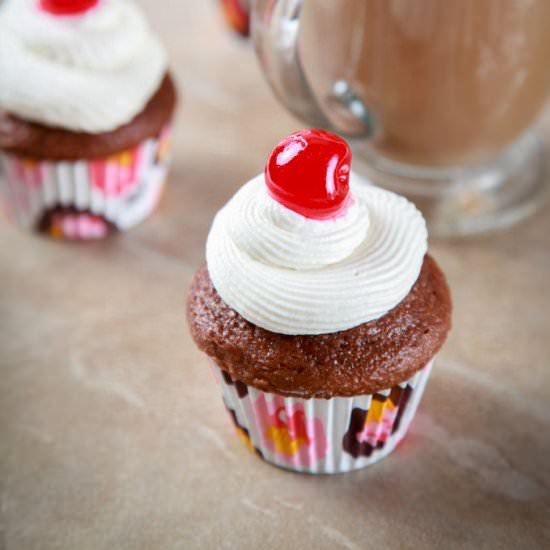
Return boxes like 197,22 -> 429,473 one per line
0,73 -> 177,161
187,254 -> 451,398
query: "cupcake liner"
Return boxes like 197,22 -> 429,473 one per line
0,125 -> 172,239
213,359 -> 434,474
220,0 -> 250,37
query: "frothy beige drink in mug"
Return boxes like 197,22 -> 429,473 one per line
253,0 -> 550,235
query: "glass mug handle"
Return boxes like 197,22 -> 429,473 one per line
251,0 -> 373,138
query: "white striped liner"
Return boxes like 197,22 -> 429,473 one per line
214,360 -> 434,474
0,129 -> 171,235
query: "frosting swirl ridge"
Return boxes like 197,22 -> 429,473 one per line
206,174 -> 428,335
0,0 -> 167,133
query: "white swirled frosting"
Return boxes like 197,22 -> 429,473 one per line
0,0 -> 167,133
206,174 -> 428,335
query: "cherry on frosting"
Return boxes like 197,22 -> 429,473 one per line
40,0 -> 99,16
265,129 -> 351,220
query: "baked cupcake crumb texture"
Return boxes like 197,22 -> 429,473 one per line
187,254 -> 451,398
189,129 -> 451,397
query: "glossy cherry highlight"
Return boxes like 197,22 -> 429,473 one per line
265,129 -> 351,220
40,0 -> 99,16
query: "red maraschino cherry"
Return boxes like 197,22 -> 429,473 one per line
265,129 -> 351,220
40,0 -> 99,16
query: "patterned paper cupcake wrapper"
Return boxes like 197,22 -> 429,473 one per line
0,125 -> 172,240
213,359 -> 434,474
220,0 -> 250,37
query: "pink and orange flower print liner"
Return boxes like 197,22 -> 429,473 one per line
215,361 -> 434,474
0,125 -> 173,240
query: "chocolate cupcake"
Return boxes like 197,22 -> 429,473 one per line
0,0 -> 177,240
187,129 -> 451,474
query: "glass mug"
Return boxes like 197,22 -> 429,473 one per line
252,0 -> 550,235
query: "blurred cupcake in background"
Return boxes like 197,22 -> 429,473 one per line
0,0 -> 177,240
219,0 -> 250,37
